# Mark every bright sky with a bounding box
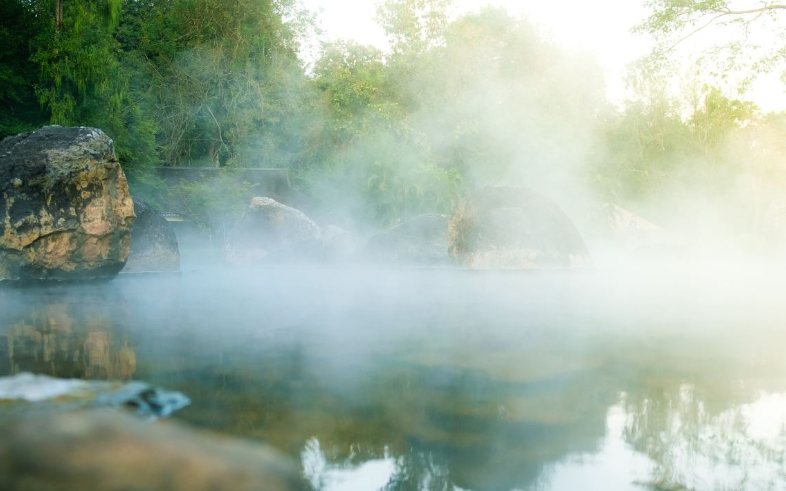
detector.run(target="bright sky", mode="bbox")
[300,0,786,111]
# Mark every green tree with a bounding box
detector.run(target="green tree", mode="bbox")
[302,40,462,225]
[637,0,786,86]
[0,0,160,189]
[0,0,49,136]
[134,0,313,168]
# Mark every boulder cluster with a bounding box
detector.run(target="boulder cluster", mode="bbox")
[226,188,591,270]
[1,126,593,280]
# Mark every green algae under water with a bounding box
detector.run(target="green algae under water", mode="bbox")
[2,267,786,491]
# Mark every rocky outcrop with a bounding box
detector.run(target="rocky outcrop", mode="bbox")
[448,186,591,269]
[0,126,135,281]
[225,197,321,264]
[122,197,180,274]
[366,214,450,265]
[0,410,301,491]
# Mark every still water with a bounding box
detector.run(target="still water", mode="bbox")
[1,267,786,491]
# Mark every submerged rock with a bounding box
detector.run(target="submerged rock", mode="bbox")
[0,373,190,418]
[0,410,301,491]
[122,197,180,274]
[0,126,135,281]
[366,214,450,265]
[448,186,591,269]
[225,197,321,264]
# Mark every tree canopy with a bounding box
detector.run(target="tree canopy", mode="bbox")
[2,0,786,240]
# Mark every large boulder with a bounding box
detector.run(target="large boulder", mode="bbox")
[225,197,321,264]
[448,186,591,269]
[122,197,180,274]
[0,126,134,281]
[366,214,450,265]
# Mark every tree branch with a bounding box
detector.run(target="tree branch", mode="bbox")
[659,2,786,52]
[662,12,728,52]
[715,4,786,16]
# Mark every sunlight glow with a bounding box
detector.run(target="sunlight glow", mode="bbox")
[301,0,786,111]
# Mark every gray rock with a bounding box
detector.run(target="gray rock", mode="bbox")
[122,197,180,274]
[226,197,321,264]
[0,126,135,281]
[448,186,592,269]
[366,214,450,265]
[321,225,359,261]
[0,373,190,418]
[257,225,359,265]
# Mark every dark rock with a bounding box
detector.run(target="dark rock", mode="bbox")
[122,198,180,274]
[258,225,359,265]
[261,238,326,265]
[366,214,450,265]
[0,126,135,281]
[0,409,302,491]
[321,225,359,261]
[225,197,321,264]
[448,186,592,269]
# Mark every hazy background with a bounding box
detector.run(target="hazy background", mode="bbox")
[4,0,786,262]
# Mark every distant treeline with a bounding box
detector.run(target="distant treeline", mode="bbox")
[2,0,786,236]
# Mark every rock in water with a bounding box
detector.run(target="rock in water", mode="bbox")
[366,214,450,265]
[448,186,592,269]
[226,197,321,264]
[321,225,359,261]
[122,197,180,274]
[0,126,135,281]
[0,372,190,418]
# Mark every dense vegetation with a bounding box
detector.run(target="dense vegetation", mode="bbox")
[2,0,786,241]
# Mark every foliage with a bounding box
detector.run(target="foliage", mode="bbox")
[171,173,256,229]
[636,0,786,89]
[132,0,314,168]
[3,0,786,235]
[0,0,49,136]
[300,38,465,225]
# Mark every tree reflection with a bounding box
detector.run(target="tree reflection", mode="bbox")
[5,272,786,491]
[618,337,786,491]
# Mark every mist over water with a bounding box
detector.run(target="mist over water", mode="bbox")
[3,263,786,491]
[4,1,786,490]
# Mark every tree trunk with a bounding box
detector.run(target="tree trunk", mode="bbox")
[55,0,64,34]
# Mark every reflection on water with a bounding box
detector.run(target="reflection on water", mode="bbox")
[2,294,136,381]
[1,268,786,490]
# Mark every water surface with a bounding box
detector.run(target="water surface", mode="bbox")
[2,267,785,491]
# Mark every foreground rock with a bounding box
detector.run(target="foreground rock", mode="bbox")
[0,126,135,281]
[448,186,591,269]
[122,198,180,274]
[366,214,450,265]
[0,410,302,491]
[225,197,321,264]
